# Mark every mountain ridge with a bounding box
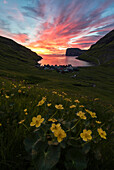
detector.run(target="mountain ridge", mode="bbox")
[0,35,42,62]
[78,30,114,66]
[0,35,42,75]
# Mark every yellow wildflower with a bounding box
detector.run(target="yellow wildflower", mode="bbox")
[64,98,72,102]
[50,123,61,132]
[97,128,107,139]
[21,86,26,89]
[96,120,101,124]
[25,112,28,115]
[74,99,80,103]
[55,104,64,109]
[30,115,44,127]
[77,111,86,120]
[11,93,14,96]
[94,98,99,101]
[37,100,45,106]
[48,118,57,122]
[52,91,57,94]
[85,109,97,118]
[79,105,84,108]
[18,119,25,124]
[42,97,46,101]
[54,128,67,143]
[5,95,9,99]
[58,94,62,97]
[62,92,67,95]
[85,109,91,113]
[24,109,27,112]
[47,103,51,107]
[0,123,2,126]
[70,105,76,108]
[90,112,97,118]
[37,97,46,106]
[18,90,21,93]
[80,129,92,141]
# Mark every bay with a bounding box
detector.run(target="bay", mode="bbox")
[38,55,92,67]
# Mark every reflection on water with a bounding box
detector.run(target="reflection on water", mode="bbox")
[38,55,92,67]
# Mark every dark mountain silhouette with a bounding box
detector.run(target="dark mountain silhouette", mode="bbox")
[78,30,114,65]
[0,36,42,71]
[66,48,86,56]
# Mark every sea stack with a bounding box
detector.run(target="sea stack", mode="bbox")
[66,48,86,56]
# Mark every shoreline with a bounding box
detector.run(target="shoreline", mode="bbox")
[37,55,92,67]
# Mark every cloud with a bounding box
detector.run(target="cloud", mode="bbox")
[0,28,29,44]
[11,33,29,43]
[22,0,46,19]
[3,0,7,4]
[25,0,113,54]
[0,19,10,31]
[7,7,24,22]
[1,0,114,54]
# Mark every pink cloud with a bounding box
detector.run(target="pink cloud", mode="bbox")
[3,0,7,4]
[0,30,29,44]
[1,0,114,55]
[8,7,24,21]
[11,33,29,43]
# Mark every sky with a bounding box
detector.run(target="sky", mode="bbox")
[0,0,114,55]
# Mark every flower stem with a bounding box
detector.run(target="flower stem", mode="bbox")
[66,119,81,132]
[22,123,29,131]
[49,111,58,119]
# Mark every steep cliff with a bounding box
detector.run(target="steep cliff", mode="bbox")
[66,48,86,56]
[78,30,114,65]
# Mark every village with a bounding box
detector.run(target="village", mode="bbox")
[35,63,79,73]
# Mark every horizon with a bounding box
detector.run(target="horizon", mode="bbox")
[0,0,114,55]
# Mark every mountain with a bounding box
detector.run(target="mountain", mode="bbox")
[66,48,86,56]
[78,30,114,65]
[0,36,42,74]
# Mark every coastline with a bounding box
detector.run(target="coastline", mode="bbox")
[76,56,96,66]
[37,55,92,67]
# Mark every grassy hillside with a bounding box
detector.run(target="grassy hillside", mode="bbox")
[0,36,114,103]
[0,69,114,170]
[0,36,42,73]
[78,30,114,65]
[0,36,114,169]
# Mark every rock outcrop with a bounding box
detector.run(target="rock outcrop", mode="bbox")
[66,48,86,56]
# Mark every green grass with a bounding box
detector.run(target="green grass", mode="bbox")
[0,35,114,169]
[0,64,114,169]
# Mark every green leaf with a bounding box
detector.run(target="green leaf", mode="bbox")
[24,134,41,154]
[67,139,80,147]
[94,149,102,160]
[82,143,91,154]
[34,145,61,170]
[24,137,37,153]
[65,148,87,170]
[32,140,47,159]
[60,141,66,149]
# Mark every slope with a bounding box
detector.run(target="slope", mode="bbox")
[0,36,42,74]
[78,30,114,65]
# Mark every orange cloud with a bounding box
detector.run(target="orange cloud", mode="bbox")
[0,0,114,55]
[11,33,29,43]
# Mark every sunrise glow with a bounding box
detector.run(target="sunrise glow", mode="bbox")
[0,0,114,55]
